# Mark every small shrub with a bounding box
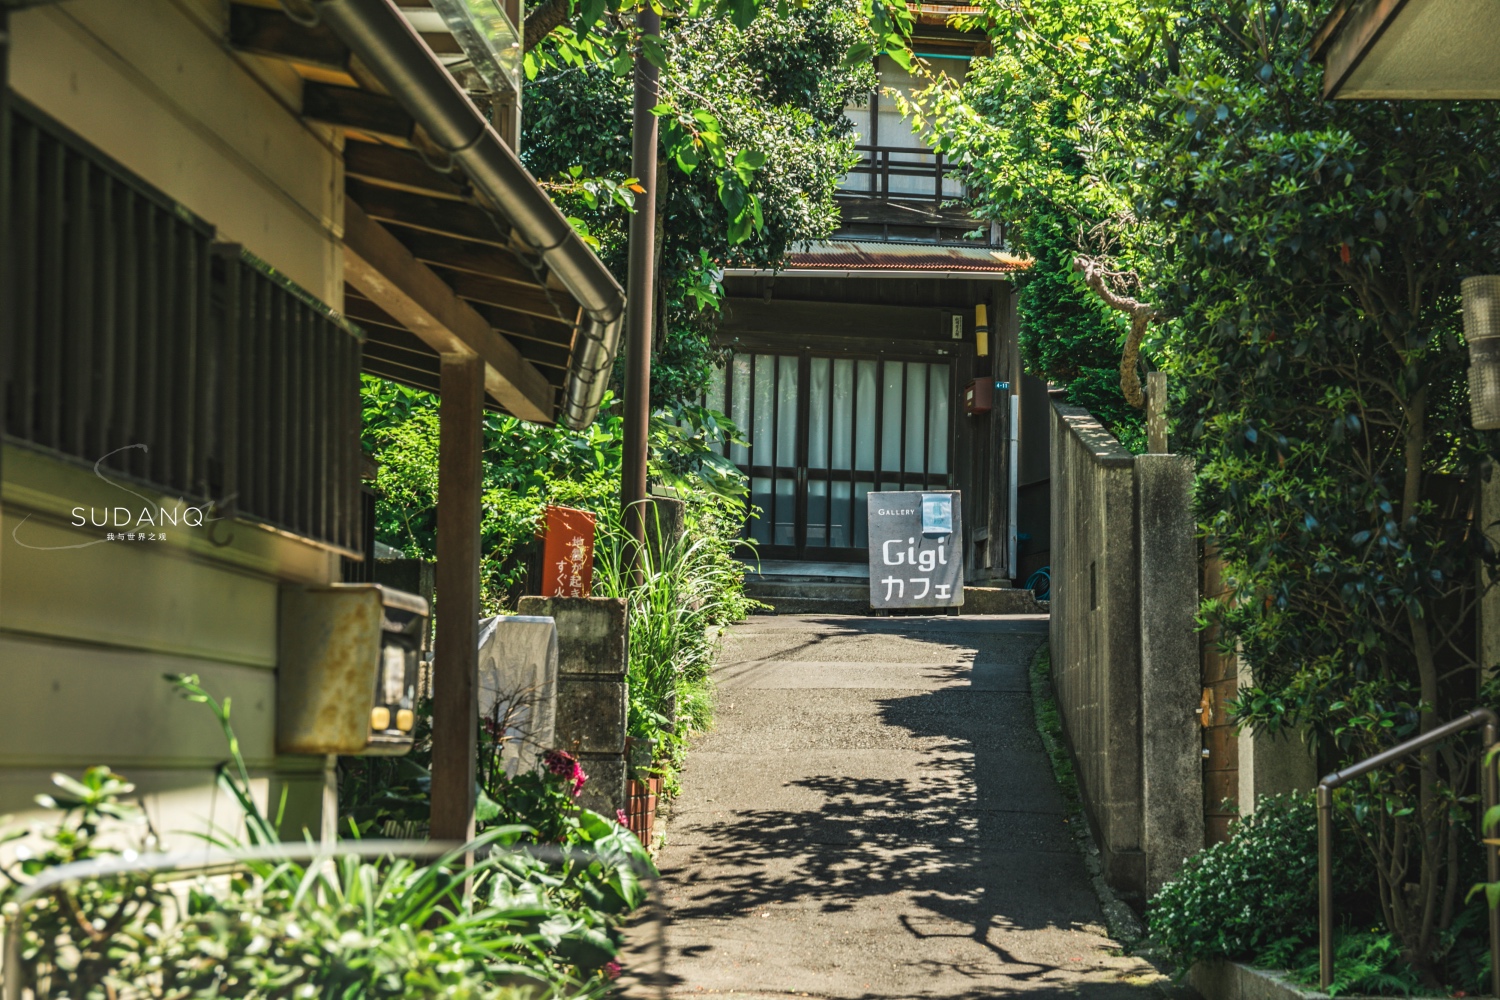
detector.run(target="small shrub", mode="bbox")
[3,677,652,999]
[1147,793,1358,971]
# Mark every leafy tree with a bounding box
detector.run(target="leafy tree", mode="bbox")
[1146,6,1500,969]
[361,377,745,612]
[523,0,875,405]
[1016,212,1143,449]
[912,0,1500,978]
[898,0,1152,445]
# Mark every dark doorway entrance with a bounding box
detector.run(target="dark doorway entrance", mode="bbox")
[709,351,953,561]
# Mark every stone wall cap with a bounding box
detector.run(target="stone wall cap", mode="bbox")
[1053,401,1134,463]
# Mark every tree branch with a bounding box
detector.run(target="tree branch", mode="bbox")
[524,0,572,52]
[1073,255,1158,408]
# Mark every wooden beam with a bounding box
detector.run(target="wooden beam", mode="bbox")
[438,267,569,324]
[347,176,505,248]
[421,32,463,55]
[346,294,571,380]
[343,201,554,421]
[229,3,350,72]
[344,140,466,199]
[466,300,572,351]
[396,228,554,291]
[303,83,413,143]
[430,352,483,850]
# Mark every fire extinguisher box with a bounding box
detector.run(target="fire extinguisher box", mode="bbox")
[277,584,429,756]
[964,377,994,415]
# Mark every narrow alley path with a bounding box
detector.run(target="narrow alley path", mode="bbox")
[644,614,1167,999]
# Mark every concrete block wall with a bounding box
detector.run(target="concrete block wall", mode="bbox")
[1048,403,1203,899]
[1136,454,1204,888]
[516,596,628,817]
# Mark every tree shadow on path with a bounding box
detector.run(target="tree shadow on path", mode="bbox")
[634,617,1162,999]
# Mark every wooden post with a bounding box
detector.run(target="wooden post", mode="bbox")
[1147,371,1168,455]
[430,353,484,846]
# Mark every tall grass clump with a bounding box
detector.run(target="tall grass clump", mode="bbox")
[594,494,755,778]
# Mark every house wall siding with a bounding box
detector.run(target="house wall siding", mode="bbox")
[2,0,349,844]
[8,0,344,307]
[1,443,340,842]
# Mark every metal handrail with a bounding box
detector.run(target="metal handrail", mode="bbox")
[1316,707,1499,994]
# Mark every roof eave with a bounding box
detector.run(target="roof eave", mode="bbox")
[1312,0,1411,100]
[313,0,625,429]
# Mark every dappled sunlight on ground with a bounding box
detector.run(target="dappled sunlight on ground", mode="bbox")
[620,615,1169,1000]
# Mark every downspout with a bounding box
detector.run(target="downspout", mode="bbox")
[1008,385,1019,579]
[312,0,626,429]
[1003,285,1020,580]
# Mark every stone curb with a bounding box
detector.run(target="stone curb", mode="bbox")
[1188,959,1336,1000]
[1028,642,1144,944]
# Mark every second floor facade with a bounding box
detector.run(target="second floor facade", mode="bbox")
[835,4,995,245]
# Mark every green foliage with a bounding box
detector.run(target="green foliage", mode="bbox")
[593,494,757,787]
[360,376,750,613]
[523,0,874,404]
[1147,794,1357,972]
[1143,4,1500,969]
[1014,212,1143,449]
[519,0,909,105]
[916,0,1500,978]
[2,676,655,998]
[897,0,1155,447]
[0,769,163,1000]
[359,371,755,788]
[1267,930,1425,998]
[1256,902,1494,998]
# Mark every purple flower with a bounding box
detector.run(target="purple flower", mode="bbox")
[542,749,588,796]
[617,808,629,827]
[604,961,622,981]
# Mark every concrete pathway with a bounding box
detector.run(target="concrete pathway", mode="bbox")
[641,614,1167,1000]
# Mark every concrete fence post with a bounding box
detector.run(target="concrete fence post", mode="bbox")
[1136,453,1203,891]
[516,596,629,815]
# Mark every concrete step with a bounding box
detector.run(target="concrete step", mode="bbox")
[742,577,1048,617]
[744,580,868,600]
[744,578,868,616]
[964,586,1049,616]
[750,595,872,616]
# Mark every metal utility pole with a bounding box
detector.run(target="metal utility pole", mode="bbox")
[620,6,659,581]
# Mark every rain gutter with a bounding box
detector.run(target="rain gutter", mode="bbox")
[721,267,1023,280]
[311,0,626,429]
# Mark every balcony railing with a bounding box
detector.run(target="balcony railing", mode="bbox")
[840,144,967,204]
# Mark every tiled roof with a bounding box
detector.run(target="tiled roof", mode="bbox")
[773,241,1032,274]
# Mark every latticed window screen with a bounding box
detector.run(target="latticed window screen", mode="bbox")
[707,352,951,551]
[0,100,365,554]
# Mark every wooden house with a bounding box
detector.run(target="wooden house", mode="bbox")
[0,0,622,843]
[716,4,1047,595]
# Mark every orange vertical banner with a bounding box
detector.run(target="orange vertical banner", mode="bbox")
[539,505,596,598]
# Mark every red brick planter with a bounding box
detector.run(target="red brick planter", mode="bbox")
[626,776,660,842]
